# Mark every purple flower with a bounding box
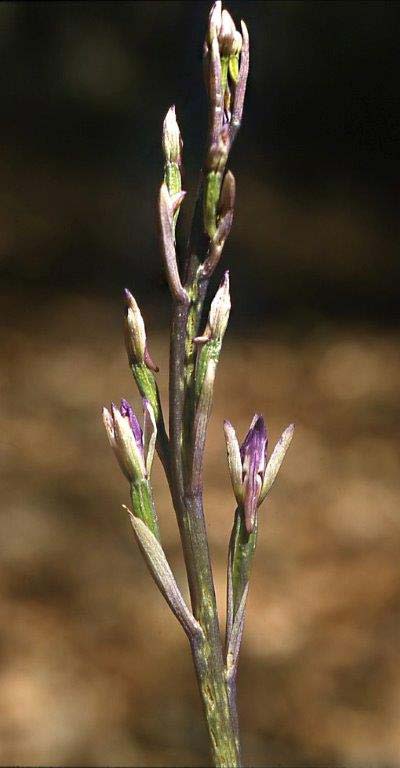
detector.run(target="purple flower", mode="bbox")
[240,415,267,533]
[103,398,157,483]
[224,417,295,533]
[120,398,143,454]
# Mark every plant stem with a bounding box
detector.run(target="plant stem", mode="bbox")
[169,282,239,765]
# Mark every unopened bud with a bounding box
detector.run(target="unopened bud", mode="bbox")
[196,271,231,343]
[124,290,159,372]
[162,105,182,167]
[124,289,146,364]
[112,403,146,481]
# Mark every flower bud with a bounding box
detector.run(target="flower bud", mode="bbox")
[240,415,267,533]
[223,414,268,534]
[124,289,159,372]
[195,271,231,344]
[162,105,182,167]
[124,289,146,363]
[102,399,158,483]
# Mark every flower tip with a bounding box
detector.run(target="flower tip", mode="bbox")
[240,19,249,38]
[123,288,140,314]
[208,1,222,40]
[120,398,132,416]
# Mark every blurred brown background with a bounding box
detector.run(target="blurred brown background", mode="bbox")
[1,1,400,765]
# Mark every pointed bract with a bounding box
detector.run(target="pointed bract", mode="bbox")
[143,398,157,475]
[208,1,222,43]
[223,420,243,505]
[260,423,295,502]
[196,271,231,343]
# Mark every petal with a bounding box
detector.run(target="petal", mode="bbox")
[260,423,294,503]
[223,419,243,504]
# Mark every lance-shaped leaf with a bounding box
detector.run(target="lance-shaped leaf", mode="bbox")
[158,183,188,304]
[127,509,203,640]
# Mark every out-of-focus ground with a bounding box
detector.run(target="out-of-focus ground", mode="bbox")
[1,292,399,767]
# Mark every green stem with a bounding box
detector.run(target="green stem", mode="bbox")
[130,478,160,542]
[169,285,239,765]
[229,508,258,624]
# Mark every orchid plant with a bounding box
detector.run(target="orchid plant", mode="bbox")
[103,3,293,766]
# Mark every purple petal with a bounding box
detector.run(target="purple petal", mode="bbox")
[240,415,268,533]
[120,398,143,452]
[240,414,267,467]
